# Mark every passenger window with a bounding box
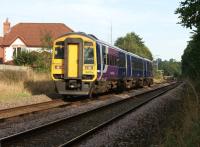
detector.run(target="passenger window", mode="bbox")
[54,47,64,59]
[102,45,107,65]
[104,54,107,65]
[84,47,94,64]
[96,44,101,65]
[56,41,64,46]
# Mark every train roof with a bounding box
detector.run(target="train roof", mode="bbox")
[96,40,127,54]
[96,39,152,63]
[56,32,152,62]
[55,32,97,41]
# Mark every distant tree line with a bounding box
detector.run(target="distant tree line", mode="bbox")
[157,58,181,77]
[115,32,153,60]
[175,0,200,80]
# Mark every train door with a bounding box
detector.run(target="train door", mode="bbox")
[68,44,78,78]
[127,55,131,77]
[64,38,83,79]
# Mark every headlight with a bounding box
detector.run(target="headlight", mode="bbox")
[55,65,63,69]
[85,66,93,70]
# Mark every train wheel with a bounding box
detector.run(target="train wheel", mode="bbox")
[148,80,151,87]
[89,91,93,98]
[116,81,124,93]
[62,95,75,101]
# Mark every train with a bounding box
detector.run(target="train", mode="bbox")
[51,32,153,97]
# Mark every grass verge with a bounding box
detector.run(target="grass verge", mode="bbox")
[0,70,55,101]
[161,80,200,147]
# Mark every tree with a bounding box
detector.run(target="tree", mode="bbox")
[32,51,51,72]
[114,32,153,60]
[13,51,38,66]
[175,0,200,29]
[158,58,181,77]
[176,0,200,79]
[40,31,53,52]
[181,31,200,79]
[13,31,53,72]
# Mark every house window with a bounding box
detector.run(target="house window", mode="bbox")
[13,47,22,57]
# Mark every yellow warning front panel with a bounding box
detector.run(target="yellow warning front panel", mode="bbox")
[68,44,78,77]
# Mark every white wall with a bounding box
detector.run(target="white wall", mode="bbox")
[5,46,13,62]
[27,47,41,52]
[4,38,42,62]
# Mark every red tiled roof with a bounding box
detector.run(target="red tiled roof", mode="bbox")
[2,23,73,47]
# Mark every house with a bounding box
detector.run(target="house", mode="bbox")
[0,19,73,63]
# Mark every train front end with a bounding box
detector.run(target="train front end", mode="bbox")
[51,33,97,96]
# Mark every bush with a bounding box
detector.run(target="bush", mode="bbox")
[13,51,51,72]
[31,51,51,72]
[13,51,37,66]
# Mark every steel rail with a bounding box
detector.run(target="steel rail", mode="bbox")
[0,99,69,121]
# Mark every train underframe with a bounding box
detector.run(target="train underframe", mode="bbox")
[54,77,153,97]
[93,77,153,94]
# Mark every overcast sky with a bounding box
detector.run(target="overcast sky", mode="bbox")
[0,0,190,61]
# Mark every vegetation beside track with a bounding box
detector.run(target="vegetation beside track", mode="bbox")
[161,1,200,146]
[160,81,200,147]
[0,70,55,103]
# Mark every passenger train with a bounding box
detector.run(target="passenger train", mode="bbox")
[51,32,153,97]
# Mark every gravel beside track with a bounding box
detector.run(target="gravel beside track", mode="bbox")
[0,94,53,110]
[75,83,184,147]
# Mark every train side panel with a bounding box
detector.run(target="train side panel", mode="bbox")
[51,32,153,97]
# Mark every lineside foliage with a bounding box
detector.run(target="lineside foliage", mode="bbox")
[115,32,153,60]
[175,0,200,81]
[158,58,181,77]
[182,31,200,80]
[13,33,53,72]
[160,1,200,146]
[13,51,51,72]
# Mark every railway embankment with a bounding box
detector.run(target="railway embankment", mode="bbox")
[161,81,200,146]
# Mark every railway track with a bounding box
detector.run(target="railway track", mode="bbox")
[0,83,165,121]
[0,82,179,147]
[0,99,69,121]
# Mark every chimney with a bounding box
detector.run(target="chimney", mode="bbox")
[3,18,10,36]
